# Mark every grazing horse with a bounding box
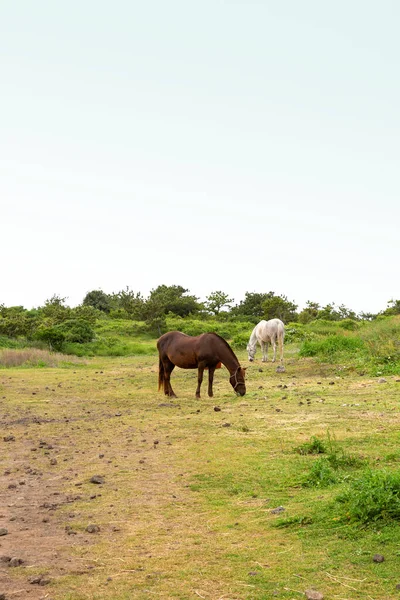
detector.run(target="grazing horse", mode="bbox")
[247,319,285,363]
[157,331,246,398]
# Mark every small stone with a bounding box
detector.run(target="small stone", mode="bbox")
[50,458,57,465]
[378,378,387,384]
[0,528,8,536]
[3,435,15,442]
[9,557,23,567]
[86,524,100,533]
[0,555,11,563]
[222,423,231,427]
[270,506,285,514]
[329,381,335,385]
[258,368,263,372]
[373,554,385,563]
[276,365,285,373]
[305,590,324,600]
[213,406,221,412]
[90,475,105,484]
[248,571,259,576]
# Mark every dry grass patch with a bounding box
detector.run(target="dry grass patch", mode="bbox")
[0,348,84,368]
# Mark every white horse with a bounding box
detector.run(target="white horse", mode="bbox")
[247,319,285,363]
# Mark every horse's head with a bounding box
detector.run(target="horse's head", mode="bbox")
[247,343,256,362]
[230,366,246,396]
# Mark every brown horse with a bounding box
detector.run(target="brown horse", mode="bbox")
[157,331,246,398]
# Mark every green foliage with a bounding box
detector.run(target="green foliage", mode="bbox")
[146,285,202,318]
[231,332,250,350]
[338,318,360,331]
[284,323,308,343]
[262,293,298,322]
[166,316,253,341]
[294,436,326,455]
[56,319,94,343]
[205,291,234,315]
[82,289,112,313]
[39,294,72,323]
[70,304,101,325]
[112,287,145,318]
[231,292,270,320]
[302,457,338,488]
[299,335,365,358]
[35,326,66,352]
[382,298,400,316]
[298,301,320,324]
[336,469,400,523]
[301,434,365,488]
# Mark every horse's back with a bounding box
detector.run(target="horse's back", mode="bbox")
[258,318,285,341]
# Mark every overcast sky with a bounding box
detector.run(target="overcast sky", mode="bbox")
[1,1,399,314]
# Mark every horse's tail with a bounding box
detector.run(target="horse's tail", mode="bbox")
[158,357,165,392]
[278,321,285,361]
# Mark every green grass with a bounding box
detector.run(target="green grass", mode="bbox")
[2,351,400,599]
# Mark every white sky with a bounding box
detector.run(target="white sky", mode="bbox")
[1,1,399,313]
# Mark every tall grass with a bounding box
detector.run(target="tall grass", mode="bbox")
[0,348,83,368]
[298,316,400,375]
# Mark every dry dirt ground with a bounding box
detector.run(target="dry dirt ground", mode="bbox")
[0,412,97,600]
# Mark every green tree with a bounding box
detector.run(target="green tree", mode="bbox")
[298,301,320,324]
[262,294,298,322]
[57,319,94,343]
[35,326,66,352]
[231,292,270,319]
[82,290,112,313]
[114,287,145,318]
[382,299,400,316]
[205,291,234,315]
[40,295,72,323]
[146,285,202,318]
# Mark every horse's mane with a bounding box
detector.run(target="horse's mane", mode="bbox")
[206,332,237,355]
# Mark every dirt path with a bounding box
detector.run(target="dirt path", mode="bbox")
[0,428,87,599]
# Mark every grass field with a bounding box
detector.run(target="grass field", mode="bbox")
[1,343,400,599]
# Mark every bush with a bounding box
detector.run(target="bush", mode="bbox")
[338,319,360,331]
[231,333,250,350]
[56,319,94,343]
[35,326,66,352]
[299,335,365,358]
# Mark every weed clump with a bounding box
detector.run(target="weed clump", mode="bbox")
[294,436,326,455]
[302,457,338,488]
[336,469,400,523]
[301,435,366,488]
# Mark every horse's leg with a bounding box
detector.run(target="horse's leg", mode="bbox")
[162,359,176,397]
[261,341,268,362]
[196,365,205,399]
[271,337,277,363]
[207,366,216,398]
[280,335,284,363]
